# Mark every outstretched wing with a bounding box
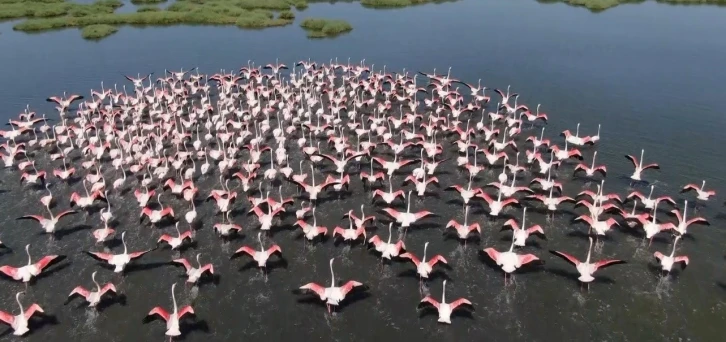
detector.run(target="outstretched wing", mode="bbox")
[549,250,580,266]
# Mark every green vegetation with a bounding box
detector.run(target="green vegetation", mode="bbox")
[81,23,117,39]
[360,0,456,8]
[130,0,165,4]
[136,5,160,12]
[7,0,307,39]
[279,9,295,19]
[300,17,352,38]
[539,0,726,11]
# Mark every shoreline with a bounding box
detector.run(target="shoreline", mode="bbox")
[2,0,726,40]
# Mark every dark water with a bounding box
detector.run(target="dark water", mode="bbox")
[1,0,726,341]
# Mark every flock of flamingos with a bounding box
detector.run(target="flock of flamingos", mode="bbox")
[0,59,718,338]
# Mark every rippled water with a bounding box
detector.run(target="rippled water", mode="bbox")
[1,0,725,341]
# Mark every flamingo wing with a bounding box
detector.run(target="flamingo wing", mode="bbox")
[526,225,545,236]
[69,286,90,299]
[593,259,626,271]
[24,304,43,320]
[428,255,448,267]
[172,258,192,272]
[147,307,170,322]
[482,248,500,263]
[549,250,581,266]
[340,280,363,296]
[399,252,421,266]
[419,296,440,309]
[674,256,690,266]
[0,266,19,278]
[653,251,665,261]
[34,255,63,271]
[299,282,326,298]
[100,283,117,295]
[449,298,473,311]
[128,248,155,259]
[687,217,710,226]
[518,254,540,265]
[624,155,638,168]
[381,208,403,220]
[266,245,282,256]
[0,310,13,326]
[178,305,195,319]
[16,215,45,223]
[55,210,78,220]
[233,246,257,258]
[642,163,660,170]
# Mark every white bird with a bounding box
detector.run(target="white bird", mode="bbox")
[67,271,117,307]
[418,280,472,324]
[0,292,44,336]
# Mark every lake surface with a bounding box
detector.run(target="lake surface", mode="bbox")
[1,0,726,341]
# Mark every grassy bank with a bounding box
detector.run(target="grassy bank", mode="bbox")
[6,0,310,39]
[300,17,351,38]
[360,0,457,8]
[81,23,117,39]
[539,0,726,11]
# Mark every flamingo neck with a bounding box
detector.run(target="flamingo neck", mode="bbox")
[26,246,32,265]
[329,261,335,287]
[93,274,100,292]
[586,240,593,264]
[441,281,447,303]
[670,239,679,257]
[171,285,178,314]
[16,293,24,317]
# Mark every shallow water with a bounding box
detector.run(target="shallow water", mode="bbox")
[1,0,726,341]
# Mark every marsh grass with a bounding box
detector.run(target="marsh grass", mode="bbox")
[136,5,160,12]
[279,9,294,19]
[300,17,351,38]
[537,0,726,11]
[80,23,117,39]
[359,0,457,8]
[129,0,165,4]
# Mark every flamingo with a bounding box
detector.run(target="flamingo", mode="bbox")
[639,201,676,245]
[17,207,77,235]
[0,244,64,283]
[625,149,659,182]
[550,237,626,290]
[333,216,367,243]
[232,232,282,272]
[368,223,406,260]
[157,223,193,250]
[381,191,435,229]
[501,208,545,247]
[67,271,117,308]
[297,258,364,314]
[172,253,214,284]
[681,180,715,201]
[482,236,540,285]
[92,219,116,244]
[372,175,406,204]
[627,185,675,210]
[146,283,195,338]
[573,151,606,178]
[418,280,472,324]
[0,292,45,336]
[670,200,709,236]
[295,206,328,241]
[653,236,689,275]
[84,232,155,273]
[399,241,448,281]
[477,190,519,217]
[444,206,481,242]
